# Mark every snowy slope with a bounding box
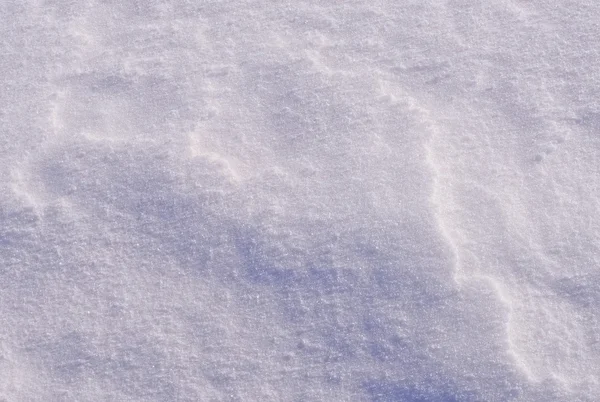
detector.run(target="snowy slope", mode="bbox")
[2,0,600,401]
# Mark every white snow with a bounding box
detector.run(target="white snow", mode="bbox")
[2,0,600,400]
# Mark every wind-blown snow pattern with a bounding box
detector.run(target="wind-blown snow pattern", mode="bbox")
[2,0,600,401]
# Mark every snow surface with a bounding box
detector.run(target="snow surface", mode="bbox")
[2,0,600,401]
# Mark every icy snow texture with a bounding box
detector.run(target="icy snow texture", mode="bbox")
[1,0,600,401]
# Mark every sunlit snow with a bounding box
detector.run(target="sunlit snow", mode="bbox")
[2,1,600,400]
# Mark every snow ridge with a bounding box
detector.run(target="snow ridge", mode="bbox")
[419,98,536,381]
